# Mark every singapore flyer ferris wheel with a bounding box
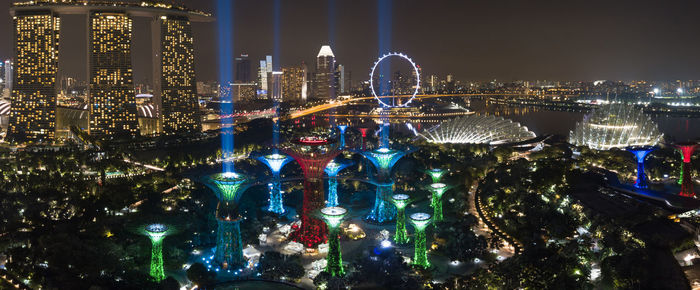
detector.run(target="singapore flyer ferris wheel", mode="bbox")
[369,52,421,108]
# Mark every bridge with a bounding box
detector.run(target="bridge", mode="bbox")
[285,93,539,120]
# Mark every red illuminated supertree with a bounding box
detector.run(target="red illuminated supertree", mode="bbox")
[674,142,698,197]
[356,127,370,150]
[282,137,341,248]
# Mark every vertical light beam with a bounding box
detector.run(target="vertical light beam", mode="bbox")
[218,0,235,174]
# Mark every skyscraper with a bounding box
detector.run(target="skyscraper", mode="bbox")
[4,60,11,93]
[89,12,138,137]
[314,45,338,99]
[259,60,268,92]
[157,15,201,134]
[338,64,345,94]
[281,63,308,101]
[269,71,283,101]
[10,11,60,141]
[234,54,250,83]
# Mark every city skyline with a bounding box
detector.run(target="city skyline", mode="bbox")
[3,0,700,82]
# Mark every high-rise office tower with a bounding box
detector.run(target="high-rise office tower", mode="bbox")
[234,54,250,83]
[259,60,268,92]
[10,11,60,141]
[338,64,345,94]
[314,45,337,99]
[4,60,12,93]
[89,12,138,137]
[269,71,283,101]
[281,64,307,101]
[0,61,5,91]
[156,15,201,134]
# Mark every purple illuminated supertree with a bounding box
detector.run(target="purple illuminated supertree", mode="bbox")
[674,142,698,197]
[360,147,411,223]
[324,159,353,207]
[626,146,655,189]
[256,153,294,214]
[282,137,341,248]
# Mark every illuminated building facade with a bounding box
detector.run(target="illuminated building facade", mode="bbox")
[320,207,347,277]
[283,137,341,248]
[10,11,60,141]
[89,12,138,137]
[626,146,655,189]
[390,194,411,245]
[281,64,307,101]
[157,15,201,134]
[675,143,698,197]
[409,213,432,268]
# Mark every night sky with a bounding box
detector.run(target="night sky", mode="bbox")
[2,0,700,82]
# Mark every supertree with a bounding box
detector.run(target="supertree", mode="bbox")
[282,137,341,248]
[361,147,410,223]
[424,168,447,183]
[626,146,655,189]
[356,127,370,150]
[674,142,698,197]
[206,172,251,269]
[389,194,411,245]
[427,183,450,222]
[324,159,353,207]
[409,212,432,269]
[678,149,685,185]
[337,125,348,148]
[256,153,294,214]
[320,207,348,277]
[143,224,170,282]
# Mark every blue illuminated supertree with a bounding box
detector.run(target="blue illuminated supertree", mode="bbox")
[256,153,294,214]
[337,125,348,148]
[361,147,410,223]
[626,146,655,189]
[205,172,251,269]
[324,159,353,207]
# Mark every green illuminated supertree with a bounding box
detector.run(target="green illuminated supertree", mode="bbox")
[206,172,251,269]
[409,212,432,269]
[389,194,411,245]
[320,207,348,277]
[425,168,447,183]
[144,224,170,282]
[427,183,450,222]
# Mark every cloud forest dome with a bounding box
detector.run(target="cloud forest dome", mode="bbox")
[569,103,663,150]
[419,114,536,145]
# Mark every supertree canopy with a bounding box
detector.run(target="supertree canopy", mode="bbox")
[389,194,411,245]
[144,224,170,282]
[361,147,410,223]
[256,153,294,214]
[324,159,353,207]
[626,146,655,189]
[409,213,432,269]
[420,114,536,145]
[283,137,341,248]
[425,168,447,183]
[427,183,450,222]
[569,104,663,150]
[320,207,348,277]
[356,127,370,150]
[206,173,251,268]
[674,142,698,197]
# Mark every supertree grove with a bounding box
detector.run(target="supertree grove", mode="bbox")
[389,194,411,245]
[256,153,294,214]
[320,207,348,277]
[409,213,432,269]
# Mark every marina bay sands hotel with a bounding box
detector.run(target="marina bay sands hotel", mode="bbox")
[9,0,213,142]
